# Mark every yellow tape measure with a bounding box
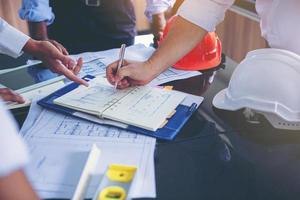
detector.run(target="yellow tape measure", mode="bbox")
[93,164,137,200]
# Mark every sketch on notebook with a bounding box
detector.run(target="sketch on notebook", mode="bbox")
[54,80,132,112]
[127,91,172,117]
[71,85,116,106]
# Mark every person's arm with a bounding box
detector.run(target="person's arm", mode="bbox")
[19,0,54,26]
[19,0,53,40]
[107,0,235,88]
[145,0,176,47]
[151,13,167,47]
[107,16,206,88]
[0,101,40,200]
[19,0,68,54]
[0,170,40,200]
[0,18,87,102]
[22,38,87,86]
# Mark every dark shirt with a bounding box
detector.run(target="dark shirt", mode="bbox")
[48,0,136,52]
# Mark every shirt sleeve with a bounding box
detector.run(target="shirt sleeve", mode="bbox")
[0,18,30,58]
[0,101,29,177]
[19,0,54,25]
[145,0,176,22]
[177,0,235,32]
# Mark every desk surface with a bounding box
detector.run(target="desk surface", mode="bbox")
[12,57,300,200]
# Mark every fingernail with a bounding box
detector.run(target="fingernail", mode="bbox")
[20,97,26,103]
[83,81,89,87]
[70,59,76,67]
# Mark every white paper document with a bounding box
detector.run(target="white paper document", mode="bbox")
[21,104,156,199]
[27,44,201,86]
[72,44,202,86]
[149,67,202,86]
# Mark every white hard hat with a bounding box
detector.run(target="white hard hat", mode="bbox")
[213,48,300,130]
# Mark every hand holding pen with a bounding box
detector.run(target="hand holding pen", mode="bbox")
[106,44,158,89]
[114,44,126,90]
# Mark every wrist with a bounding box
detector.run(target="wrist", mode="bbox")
[153,13,165,22]
[152,13,166,27]
[152,13,166,39]
[29,22,49,40]
[22,39,42,57]
[144,59,164,79]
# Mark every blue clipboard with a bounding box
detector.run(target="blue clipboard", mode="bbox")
[37,75,199,140]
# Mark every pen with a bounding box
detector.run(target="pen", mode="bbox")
[114,44,126,90]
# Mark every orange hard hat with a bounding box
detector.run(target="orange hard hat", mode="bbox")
[158,16,222,71]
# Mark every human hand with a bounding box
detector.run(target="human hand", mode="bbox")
[45,39,69,55]
[29,21,69,56]
[23,39,88,86]
[0,88,25,104]
[106,60,158,89]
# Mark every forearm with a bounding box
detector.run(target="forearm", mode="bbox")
[22,38,41,56]
[29,21,48,40]
[147,16,207,75]
[151,12,166,47]
[0,170,40,200]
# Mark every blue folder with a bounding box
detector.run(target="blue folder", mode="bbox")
[37,75,199,140]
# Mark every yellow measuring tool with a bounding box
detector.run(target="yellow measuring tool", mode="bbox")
[93,164,137,200]
[72,145,137,200]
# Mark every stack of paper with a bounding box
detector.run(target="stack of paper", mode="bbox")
[71,44,202,86]
[21,102,156,199]
[21,44,203,199]
[27,44,201,86]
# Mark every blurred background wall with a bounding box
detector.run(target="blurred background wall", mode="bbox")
[0,0,28,34]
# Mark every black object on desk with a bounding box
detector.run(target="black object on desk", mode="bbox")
[155,124,256,200]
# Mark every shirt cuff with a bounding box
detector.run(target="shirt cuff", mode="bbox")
[0,23,30,58]
[145,7,169,22]
[178,0,234,32]
[144,0,175,22]
[19,3,55,25]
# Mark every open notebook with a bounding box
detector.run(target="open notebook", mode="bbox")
[53,77,186,131]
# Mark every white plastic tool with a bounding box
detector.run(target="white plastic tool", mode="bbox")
[213,48,300,130]
[72,145,101,200]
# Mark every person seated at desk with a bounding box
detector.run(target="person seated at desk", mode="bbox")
[106,0,300,88]
[0,101,40,200]
[0,17,87,103]
[19,0,175,54]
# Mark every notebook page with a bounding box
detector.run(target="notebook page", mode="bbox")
[54,77,134,116]
[102,87,186,131]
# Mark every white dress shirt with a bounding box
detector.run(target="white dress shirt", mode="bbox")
[0,18,30,58]
[178,0,234,32]
[0,100,29,177]
[145,0,176,21]
[255,0,300,55]
[178,0,300,55]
